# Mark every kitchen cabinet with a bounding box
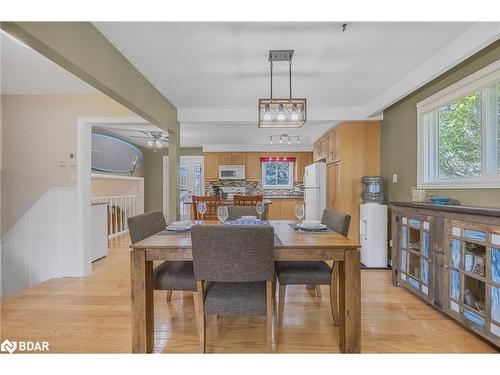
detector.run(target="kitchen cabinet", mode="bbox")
[231,152,246,165]
[204,153,219,181]
[313,136,327,161]
[245,152,261,181]
[294,152,313,182]
[266,198,305,220]
[218,153,232,165]
[327,129,340,163]
[391,202,500,348]
[321,121,381,241]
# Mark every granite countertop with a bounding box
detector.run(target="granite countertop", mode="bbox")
[263,195,304,199]
[390,201,500,217]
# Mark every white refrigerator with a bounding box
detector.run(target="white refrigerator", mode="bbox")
[304,162,326,221]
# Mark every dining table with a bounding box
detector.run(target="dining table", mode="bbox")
[129,220,361,353]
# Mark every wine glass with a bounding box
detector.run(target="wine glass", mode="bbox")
[197,201,207,221]
[217,206,229,224]
[256,201,265,220]
[294,203,305,224]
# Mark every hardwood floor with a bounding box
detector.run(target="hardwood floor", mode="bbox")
[1,234,497,353]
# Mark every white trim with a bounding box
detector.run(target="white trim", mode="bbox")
[416,61,500,189]
[163,156,169,220]
[91,172,144,181]
[77,116,149,276]
[366,22,500,117]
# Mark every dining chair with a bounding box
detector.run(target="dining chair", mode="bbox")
[233,194,263,206]
[227,205,267,220]
[191,225,275,353]
[192,195,222,220]
[274,208,351,326]
[127,212,196,302]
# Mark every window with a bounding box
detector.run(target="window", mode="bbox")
[417,61,500,188]
[262,161,294,189]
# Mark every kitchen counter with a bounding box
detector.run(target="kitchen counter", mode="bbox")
[390,201,500,217]
[263,195,303,199]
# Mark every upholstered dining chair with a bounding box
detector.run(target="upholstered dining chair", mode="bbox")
[127,211,196,302]
[192,195,222,220]
[233,194,263,206]
[191,225,275,353]
[274,208,351,326]
[227,205,267,220]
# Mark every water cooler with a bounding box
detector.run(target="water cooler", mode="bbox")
[360,177,388,268]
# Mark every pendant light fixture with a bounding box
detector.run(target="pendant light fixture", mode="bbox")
[258,50,307,128]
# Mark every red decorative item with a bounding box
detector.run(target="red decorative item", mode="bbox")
[260,156,296,162]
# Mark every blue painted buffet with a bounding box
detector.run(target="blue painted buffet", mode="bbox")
[391,202,500,348]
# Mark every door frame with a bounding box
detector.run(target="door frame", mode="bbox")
[163,155,204,221]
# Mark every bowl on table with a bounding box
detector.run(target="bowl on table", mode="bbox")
[166,220,192,231]
[430,197,451,205]
[297,220,325,231]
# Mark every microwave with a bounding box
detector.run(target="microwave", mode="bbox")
[219,165,245,180]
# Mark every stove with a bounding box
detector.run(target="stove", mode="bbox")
[220,186,247,200]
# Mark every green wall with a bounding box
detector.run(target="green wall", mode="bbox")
[381,40,500,208]
[144,147,203,213]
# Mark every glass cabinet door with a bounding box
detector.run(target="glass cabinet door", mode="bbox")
[445,220,500,344]
[397,214,434,302]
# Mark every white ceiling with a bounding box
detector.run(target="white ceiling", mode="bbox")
[93,22,479,147]
[92,122,168,149]
[0,33,96,95]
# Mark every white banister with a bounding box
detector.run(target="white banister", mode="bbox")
[91,194,141,238]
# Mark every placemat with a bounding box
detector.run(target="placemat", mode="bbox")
[157,228,191,235]
[288,223,333,233]
[224,219,271,226]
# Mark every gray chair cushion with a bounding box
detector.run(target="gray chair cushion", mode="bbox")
[227,205,267,220]
[276,261,332,285]
[321,209,351,237]
[153,261,197,291]
[204,281,267,316]
[128,211,166,244]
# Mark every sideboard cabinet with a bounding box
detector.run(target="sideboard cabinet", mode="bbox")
[391,202,500,348]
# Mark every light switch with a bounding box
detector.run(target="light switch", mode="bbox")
[68,152,76,167]
[392,173,398,183]
[58,155,66,168]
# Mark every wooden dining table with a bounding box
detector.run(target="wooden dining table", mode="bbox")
[129,220,361,353]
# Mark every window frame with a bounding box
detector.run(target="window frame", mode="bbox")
[417,60,500,189]
[261,161,294,189]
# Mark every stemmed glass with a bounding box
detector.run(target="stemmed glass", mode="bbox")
[217,206,229,224]
[256,201,265,220]
[197,201,207,221]
[294,203,305,224]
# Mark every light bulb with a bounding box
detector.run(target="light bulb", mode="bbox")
[288,137,291,144]
[270,137,273,144]
[148,140,154,147]
[297,137,301,144]
[277,104,285,121]
[279,137,282,144]
[263,104,271,121]
[155,140,162,148]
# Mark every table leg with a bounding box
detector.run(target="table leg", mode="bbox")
[339,248,361,353]
[130,249,154,353]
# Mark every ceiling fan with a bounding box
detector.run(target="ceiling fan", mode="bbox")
[129,130,169,150]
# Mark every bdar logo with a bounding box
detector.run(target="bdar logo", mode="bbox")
[1,339,17,354]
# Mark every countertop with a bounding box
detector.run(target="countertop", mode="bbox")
[183,195,304,205]
[390,201,500,217]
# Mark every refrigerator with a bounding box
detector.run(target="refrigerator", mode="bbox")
[304,162,326,221]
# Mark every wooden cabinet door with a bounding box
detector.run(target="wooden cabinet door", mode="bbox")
[267,199,281,220]
[327,130,337,163]
[328,161,341,209]
[231,152,246,165]
[280,199,296,220]
[295,152,312,182]
[218,153,232,165]
[245,152,261,181]
[204,153,219,181]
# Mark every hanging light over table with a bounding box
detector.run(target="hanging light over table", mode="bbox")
[258,50,307,128]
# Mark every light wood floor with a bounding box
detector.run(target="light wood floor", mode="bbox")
[1,235,497,353]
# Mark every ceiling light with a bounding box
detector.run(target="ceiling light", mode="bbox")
[148,140,154,147]
[258,50,307,128]
[279,136,282,144]
[297,137,301,144]
[154,140,162,148]
[270,136,273,145]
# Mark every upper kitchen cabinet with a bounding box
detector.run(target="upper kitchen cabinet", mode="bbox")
[218,152,246,165]
[313,136,327,161]
[245,152,261,181]
[327,129,341,163]
[294,152,313,182]
[218,152,233,165]
[204,153,220,181]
